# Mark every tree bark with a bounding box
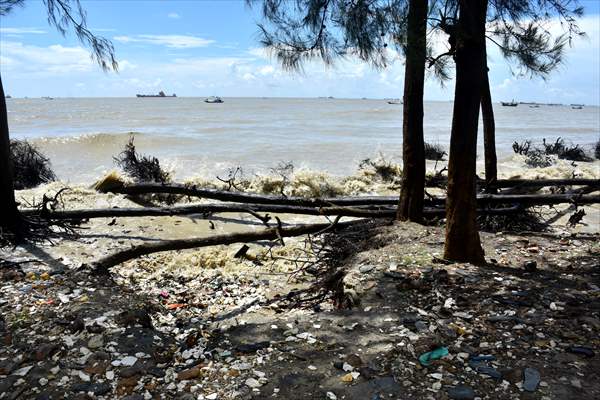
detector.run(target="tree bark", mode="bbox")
[0,75,22,237]
[397,0,428,222]
[444,0,488,265]
[481,65,497,192]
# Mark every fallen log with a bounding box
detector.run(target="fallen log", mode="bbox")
[21,202,538,222]
[95,180,599,207]
[22,203,398,220]
[491,178,600,188]
[91,219,364,272]
[97,181,398,206]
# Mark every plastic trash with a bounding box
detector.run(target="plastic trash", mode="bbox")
[418,347,449,366]
[523,367,541,392]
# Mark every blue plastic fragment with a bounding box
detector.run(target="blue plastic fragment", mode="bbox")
[418,347,449,366]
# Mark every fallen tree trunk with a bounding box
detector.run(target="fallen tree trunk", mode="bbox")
[98,181,599,207]
[23,203,399,220]
[20,194,598,223]
[91,219,364,272]
[98,181,398,206]
[492,178,600,188]
[20,201,551,222]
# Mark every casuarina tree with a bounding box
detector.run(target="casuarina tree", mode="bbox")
[427,0,583,263]
[248,0,433,222]
[0,0,117,243]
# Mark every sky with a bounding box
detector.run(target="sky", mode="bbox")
[1,0,599,104]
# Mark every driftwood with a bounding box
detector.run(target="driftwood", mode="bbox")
[98,181,599,207]
[490,178,600,189]
[21,201,559,223]
[91,219,362,272]
[22,203,398,220]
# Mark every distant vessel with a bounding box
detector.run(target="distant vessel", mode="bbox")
[529,105,540,108]
[42,96,54,100]
[204,96,224,103]
[571,105,584,110]
[136,91,176,98]
[5,95,11,99]
[387,99,402,105]
[501,100,518,107]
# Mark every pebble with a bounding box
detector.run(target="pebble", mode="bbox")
[245,377,262,388]
[359,264,375,274]
[87,335,104,349]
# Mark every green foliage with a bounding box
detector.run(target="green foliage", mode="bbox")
[45,0,117,71]
[428,0,584,79]
[10,140,56,189]
[2,0,117,71]
[248,0,409,70]
[0,0,25,15]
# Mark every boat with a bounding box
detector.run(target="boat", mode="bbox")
[571,105,583,110]
[5,95,11,99]
[204,96,224,103]
[501,100,518,107]
[529,105,540,108]
[387,99,402,105]
[136,91,176,98]
[42,96,54,100]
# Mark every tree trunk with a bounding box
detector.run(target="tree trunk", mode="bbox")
[443,0,488,265]
[0,75,22,237]
[481,65,497,192]
[397,0,428,222]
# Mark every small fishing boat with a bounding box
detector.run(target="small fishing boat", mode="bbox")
[42,96,54,100]
[529,105,540,108]
[205,96,224,103]
[501,100,518,107]
[387,99,402,105]
[571,105,583,110]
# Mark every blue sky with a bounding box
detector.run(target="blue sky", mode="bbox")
[1,0,599,104]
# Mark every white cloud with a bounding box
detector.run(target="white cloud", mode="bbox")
[0,27,46,34]
[168,12,181,19]
[113,34,214,48]
[0,41,93,74]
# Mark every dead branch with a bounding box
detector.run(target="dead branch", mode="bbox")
[90,219,363,273]
[97,180,599,207]
[20,202,547,222]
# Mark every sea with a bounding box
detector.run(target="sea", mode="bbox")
[6,97,600,184]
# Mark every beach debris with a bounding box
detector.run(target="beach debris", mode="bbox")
[523,367,541,392]
[418,347,449,366]
[566,346,595,358]
[10,139,56,189]
[523,260,537,272]
[447,385,475,400]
